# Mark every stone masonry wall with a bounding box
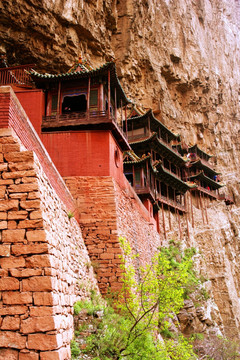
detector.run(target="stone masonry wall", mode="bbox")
[64,176,162,294]
[0,129,98,360]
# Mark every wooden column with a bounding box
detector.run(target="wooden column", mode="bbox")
[203,194,209,224]
[162,202,166,239]
[166,185,171,230]
[87,76,91,120]
[185,194,190,238]
[99,83,104,111]
[121,99,123,129]
[57,80,61,119]
[108,69,111,120]
[190,190,194,228]
[114,87,117,123]
[177,210,182,240]
[199,191,205,225]
[125,105,128,138]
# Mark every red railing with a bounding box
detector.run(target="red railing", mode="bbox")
[0,64,34,87]
[42,110,129,145]
[157,193,186,212]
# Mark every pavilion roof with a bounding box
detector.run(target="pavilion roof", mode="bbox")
[123,152,151,164]
[188,144,213,160]
[189,159,220,177]
[153,162,197,193]
[125,109,180,142]
[28,61,131,106]
[130,133,187,167]
[189,171,224,189]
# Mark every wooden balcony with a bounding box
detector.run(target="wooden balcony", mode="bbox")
[0,65,34,87]
[157,194,186,212]
[135,185,155,202]
[193,185,219,199]
[42,111,130,151]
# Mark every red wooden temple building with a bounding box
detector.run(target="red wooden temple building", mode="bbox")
[0,60,233,236]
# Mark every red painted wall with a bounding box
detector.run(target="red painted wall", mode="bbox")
[14,88,126,185]
[15,89,44,135]
[41,131,111,177]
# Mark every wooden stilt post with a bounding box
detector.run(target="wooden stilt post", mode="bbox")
[177,209,182,240]
[125,105,128,138]
[167,185,171,230]
[185,194,190,239]
[190,190,194,228]
[57,80,61,120]
[114,87,117,123]
[204,194,208,224]
[87,76,91,120]
[121,99,123,129]
[162,202,166,240]
[108,70,111,120]
[199,191,205,225]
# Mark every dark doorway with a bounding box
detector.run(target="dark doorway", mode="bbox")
[62,94,87,113]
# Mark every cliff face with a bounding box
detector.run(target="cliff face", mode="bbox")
[1,0,240,339]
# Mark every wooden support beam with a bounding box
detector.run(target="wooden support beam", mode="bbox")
[57,80,61,119]
[190,190,194,228]
[177,209,182,240]
[108,69,111,120]
[162,202,166,240]
[199,191,205,225]
[203,193,209,224]
[125,105,128,138]
[166,185,171,230]
[114,87,117,123]
[87,76,91,120]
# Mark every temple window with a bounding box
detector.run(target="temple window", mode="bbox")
[62,93,87,113]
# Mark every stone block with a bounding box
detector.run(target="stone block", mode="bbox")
[9,161,34,171]
[8,183,39,193]
[20,200,40,210]
[0,348,18,360]
[0,185,6,198]
[28,192,40,199]
[2,291,33,305]
[1,316,20,330]
[22,276,53,292]
[30,210,42,219]
[0,244,10,256]
[0,277,19,290]
[10,268,42,278]
[4,151,33,163]
[8,210,28,220]
[2,229,26,242]
[99,253,114,260]
[0,199,18,211]
[8,220,17,229]
[26,254,51,268]
[19,352,39,360]
[0,256,25,269]
[0,211,7,219]
[33,292,59,306]
[27,333,63,351]
[0,305,28,315]
[18,219,43,229]
[11,243,48,256]
[0,331,26,349]
[2,169,36,179]
[2,143,20,153]
[0,128,14,137]
[10,193,28,200]
[26,230,46,242]
[0,163,8,171]
[20,316,56,334]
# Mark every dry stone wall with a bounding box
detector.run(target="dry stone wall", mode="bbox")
[64,176,162,293]
[0,129,98,360]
